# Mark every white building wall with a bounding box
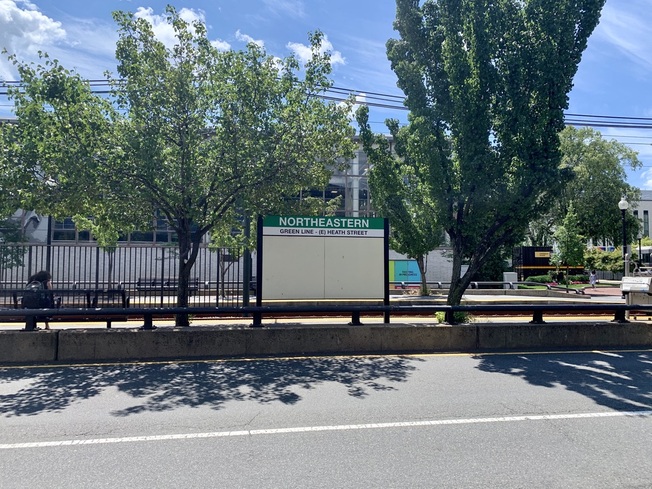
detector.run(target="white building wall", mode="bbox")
[634,190,652,237]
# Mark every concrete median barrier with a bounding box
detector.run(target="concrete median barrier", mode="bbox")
[244,324,478,357]
[2,322,651,365]
[477,322,652,350]
[0,330,57,364]
[57,327,249,362]
[55,324,478,362]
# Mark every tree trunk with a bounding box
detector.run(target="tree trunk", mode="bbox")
[175,228,201,327]
[416,255,429,296]
[445,237,486,323]
[447,236,464,306]
[107,250,115,288]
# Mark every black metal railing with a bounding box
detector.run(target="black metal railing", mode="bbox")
[2,301,647,331]
[0,243,252,308]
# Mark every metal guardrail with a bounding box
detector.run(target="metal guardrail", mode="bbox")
[392,281,585,291]
[2,301,647,331]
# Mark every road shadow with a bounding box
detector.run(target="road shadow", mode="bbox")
[0,355,422,417]
[475,350,652,412]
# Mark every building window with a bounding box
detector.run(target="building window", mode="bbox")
[53,211,186,244]
[52,218,90,242]
[127,211,177,243]
[645,211,649,237]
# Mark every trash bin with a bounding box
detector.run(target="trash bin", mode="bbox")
[503,272,518,290]
[621,276,652,319]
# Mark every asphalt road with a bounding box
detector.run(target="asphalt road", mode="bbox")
[1,350,651,488]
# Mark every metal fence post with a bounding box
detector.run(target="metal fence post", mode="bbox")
[24,315,37,331]
[142,313,154,330]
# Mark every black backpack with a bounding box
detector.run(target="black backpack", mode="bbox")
[22,281,51,309]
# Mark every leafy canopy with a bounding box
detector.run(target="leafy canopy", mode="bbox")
[1,5,355,322]
[357,106,444,295]
[378,0,606,306]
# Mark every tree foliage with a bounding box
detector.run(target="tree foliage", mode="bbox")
[528,126,641,246]
[551,203,585,270]
[374,0,605,307]
[0,6,354,324]
[0,218,25,275]
[584,247,625,275]
[357,106,443,295]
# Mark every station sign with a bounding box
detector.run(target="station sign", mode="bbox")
[262,215,385,238]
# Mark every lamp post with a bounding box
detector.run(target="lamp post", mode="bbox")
[638,230,643,270]
[618,197,629,277]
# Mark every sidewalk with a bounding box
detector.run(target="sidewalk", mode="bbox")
[581,286,623,297]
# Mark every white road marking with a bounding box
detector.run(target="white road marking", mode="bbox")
[1,410,650,450]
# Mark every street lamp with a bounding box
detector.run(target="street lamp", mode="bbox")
[618,197,629,277]
[638,230,643,270]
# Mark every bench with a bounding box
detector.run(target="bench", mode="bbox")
[136,278,200,295]
[87,289,131,328]
[633,266,652,276]
[11,288,87,309]
[90,289,130,308]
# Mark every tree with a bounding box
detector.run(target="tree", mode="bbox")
[584,247,623,275]
[470,246,510,281]
[372,0,605,309]
[357,107,443,295]
[528,126,641,246]
[550,203,585,283]
[0,6,354,325]
[0,218,26,278]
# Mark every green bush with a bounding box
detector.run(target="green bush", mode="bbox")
[524,275,553,284]
[524,273,588,285]
[435,311,473,324]
[569,274,589,283]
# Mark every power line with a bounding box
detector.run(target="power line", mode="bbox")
[601,134,652,140]
[565,112,652,122]
[4,78,652,133]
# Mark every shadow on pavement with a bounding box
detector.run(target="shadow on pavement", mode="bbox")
[475,350,652,412]
[0,356,421,417]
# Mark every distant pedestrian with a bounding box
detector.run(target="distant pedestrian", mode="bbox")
[589,270,597,289]
[22,270,55,330]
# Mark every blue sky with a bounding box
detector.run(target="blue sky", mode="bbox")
[1,0,652,189]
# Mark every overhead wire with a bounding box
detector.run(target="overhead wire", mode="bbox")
[3,78,652,135]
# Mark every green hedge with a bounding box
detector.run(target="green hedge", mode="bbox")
[525,275,552,284]
[526,273,589,284]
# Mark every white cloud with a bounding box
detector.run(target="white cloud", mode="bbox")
[354,93,367,106]
[63,19,117,60]
[133,7,231,53]
[0,0,66,80]
[133,7,206,49]
[262,0,305,19]
[235,30,264,49]
[211,39,231,51]
[287,34,345,66]
[339,92,366,120]
[594,2,652,72]
[639,168,652,190]
[337,34,400,94]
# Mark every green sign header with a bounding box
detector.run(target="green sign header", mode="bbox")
[263,215,385,238]
[264,215,384,229]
